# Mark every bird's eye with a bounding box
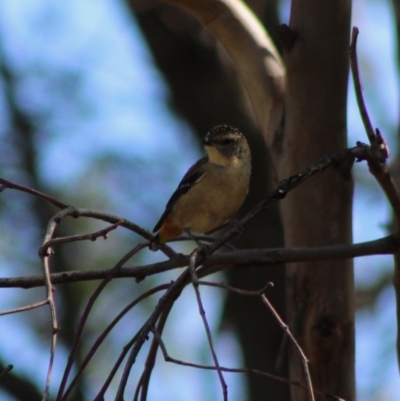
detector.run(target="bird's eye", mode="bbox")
[221,138,233,145]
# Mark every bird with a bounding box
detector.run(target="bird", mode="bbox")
[149,125,251,251]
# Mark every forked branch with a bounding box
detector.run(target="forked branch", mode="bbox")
[350,27,400,371]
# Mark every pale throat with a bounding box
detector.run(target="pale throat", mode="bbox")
[205,146,240,167]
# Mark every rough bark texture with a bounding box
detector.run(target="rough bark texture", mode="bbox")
[280,2,355,400]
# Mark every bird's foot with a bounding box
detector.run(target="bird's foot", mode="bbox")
[185,229,211,256]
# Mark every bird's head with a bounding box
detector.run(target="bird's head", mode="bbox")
[203,125,250,166]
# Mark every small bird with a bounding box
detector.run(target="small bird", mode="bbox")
[149,125,251,251]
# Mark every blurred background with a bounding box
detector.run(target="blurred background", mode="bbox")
[0,0,398,400]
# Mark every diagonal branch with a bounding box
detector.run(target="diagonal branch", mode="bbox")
[260,291,315,401]
[189,250,227,400]
[56,243,148,401]
[152,308,344,401]
[0,300,48,316]
[62,283,171,401]
[113,266,193,400]
[0,178,68,210]
[208,143,369,254]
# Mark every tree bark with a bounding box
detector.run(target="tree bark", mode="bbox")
[280,2,355,400]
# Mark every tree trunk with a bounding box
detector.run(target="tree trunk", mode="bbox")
[280,1,355,400]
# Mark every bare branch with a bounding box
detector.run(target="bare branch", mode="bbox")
[40,238,59,401]
[261,292,315,401]
[39,220,125,257]
[0,300,48,316]
[135,301,174,401]
[56,243,147,401]
[0,177,177,258]
[189,250,227,400]
[209,145,362,253]
[62,283,171,401]
[0,178,68,210]
[196,280,315,401]
[350,26,400,376]
[114,265,192,400]
[0,235,397,289]
[94,331,141,401]
[196,280,273,297]
[2,137,399,400]
[152,327,344,401]
[349,29,400,224]
[76,209,177,258]
[1,143,396,289]
[349,27,376,144]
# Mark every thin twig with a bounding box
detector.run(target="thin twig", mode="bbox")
[0,178,68,209]
[349,27,376,144]
[133,375,144,401]
[261,292,315,401]
[41,266,58,401]
[56,243,147,401]
[152,328,344,401]
[0,177,176,258]
[56,207,176,258]
[189,250,228,401]
[41,245,59,401]
[114,267,193,400]
[39,220,125,257]
[136,303,174,401]
[76,209,176,258]
[62,283,171,401]
[196,280,273,297]
[0,300,48,316]
[350,26,400,371]
[349,26,400,376]
[194,281,316,401]
[349,29,400,224]
[94,331,141,401]
[0,179,160,248]
[197,280,314,400]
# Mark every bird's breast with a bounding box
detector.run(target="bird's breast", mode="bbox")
[170,160,251,233]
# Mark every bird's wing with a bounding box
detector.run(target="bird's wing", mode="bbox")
[153,156,207,232]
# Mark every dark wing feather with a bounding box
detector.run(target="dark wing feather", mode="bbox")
[152,157,207,232]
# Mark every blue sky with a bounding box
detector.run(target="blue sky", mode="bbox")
[0,0,399,400]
